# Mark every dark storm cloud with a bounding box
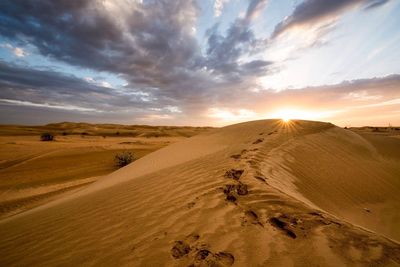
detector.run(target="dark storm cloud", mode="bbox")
[271,0,391,38]
[0,62,100,92]
[0,1,120,68]
[0,0,200,88]
[0,61,161,112]
[0,0,272,113]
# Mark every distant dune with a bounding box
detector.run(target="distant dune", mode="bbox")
[0,122,213,137]
[1,120,399,266]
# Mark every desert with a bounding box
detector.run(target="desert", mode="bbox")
[1,119,400,266]
[0,123,211,219]
[1,0,400,266]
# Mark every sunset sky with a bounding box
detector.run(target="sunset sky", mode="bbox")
[0,0,399,126]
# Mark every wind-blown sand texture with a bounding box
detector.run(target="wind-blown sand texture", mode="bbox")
[0,120,399,266]
[0,123,211,219]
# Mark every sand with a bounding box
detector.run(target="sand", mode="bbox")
[0,123,211,219]
[0,119,399,266]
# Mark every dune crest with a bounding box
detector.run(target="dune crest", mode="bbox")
[1,119,399,266]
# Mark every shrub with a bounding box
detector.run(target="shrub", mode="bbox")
[40,133,54,141]
[115,151,134,168]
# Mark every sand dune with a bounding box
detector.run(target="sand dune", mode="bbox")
[0,123,211,219]
[1,119,399,266]
[0,135,175,219]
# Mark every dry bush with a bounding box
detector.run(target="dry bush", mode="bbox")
[115,151,134,168]
[40,133,54,141]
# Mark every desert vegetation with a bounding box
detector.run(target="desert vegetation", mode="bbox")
[115,151,134,168]
[40,133,54,141]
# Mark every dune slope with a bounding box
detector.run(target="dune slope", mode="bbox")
[0,120,399,266]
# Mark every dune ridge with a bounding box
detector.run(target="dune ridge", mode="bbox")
[0,119,399,266]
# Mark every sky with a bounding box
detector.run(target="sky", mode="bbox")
[0,0,399,127]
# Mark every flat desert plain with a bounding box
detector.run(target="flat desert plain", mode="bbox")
[1,120,400,266]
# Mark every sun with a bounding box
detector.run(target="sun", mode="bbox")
[274,109,296,122]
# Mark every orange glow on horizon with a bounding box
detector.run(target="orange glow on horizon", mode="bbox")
[268,108,329,122]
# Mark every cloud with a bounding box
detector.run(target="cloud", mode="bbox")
[0,0,272,113]
[13,47,27,57]
[207,107,257,122]
[0,99,99,112]
[0,0,269,113]
[84,77,113,89]
[344,90,382,101]
[204,0,271,81]
[271,0,391,39]
[353,98,400,108]
[0,43,28,57]
[0,0,200,88]
[0,60,210,125]
[214,0,229,17]
[1,53,399,126]
[0,0,398,126]
[100,81,112,88]
[245,0,269,22]
[201,75,400,126]
[0,61,158,114]
[364,0,390,10]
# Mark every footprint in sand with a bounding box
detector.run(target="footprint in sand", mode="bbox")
[246,159,258,168]
[254,175,267,183]
[211,252,235,266]
[242,210,263,227]
[171,234,234,266]
[171,234,200,258]
[236,183,248,195]
[231,148,253,160]
[223,182,249,202]
[223,184,237,202]
[171,240,191,259]
[230,154,241,160]
[187,202,196,209]
[191,249,234,267]
[268,216,297,239]
[224,169,244,180]
[252,138,264,144]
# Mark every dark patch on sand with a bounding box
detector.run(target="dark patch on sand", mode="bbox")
[171,241,191,258]
[253,138,264,144]
[269,217,297,239]
[224,169,244,180]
